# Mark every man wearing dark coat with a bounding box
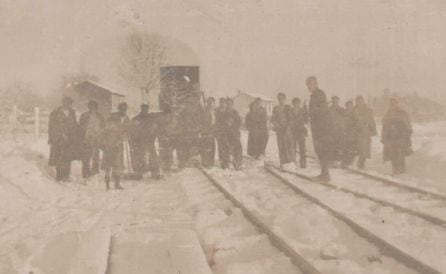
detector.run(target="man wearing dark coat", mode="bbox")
[99,102,130,190]
[200,97,217,168]
[215,98,243,170]
[129,104,160,179]
[79,100,105,179]
[341,100,358,168]
[158,105,182,174]
[307,76,334,182]
[48,96,78,182]
[245,98,269,160]
[271,93,296,168]
[290,97,308,168]
[177,95,204,169]
[329,96,346,162]
[353,96,377,169]
[382,98,413,174]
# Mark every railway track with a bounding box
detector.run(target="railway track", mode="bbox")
[290,153,446,227]
[304,153,446,201]
[265,162,446,228]
[197,162,442,274]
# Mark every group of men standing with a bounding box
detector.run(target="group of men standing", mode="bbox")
[48,98,131,189]
[263,76,413,182]
[48,76,413,188]
[47,94,247,190]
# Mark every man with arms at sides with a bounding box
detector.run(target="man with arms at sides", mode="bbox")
[382,98,413,174]
[271,93,296,169]
[200,97,217,168]
[79,100,105,181]
[290,97,309,168]
[307,76,334,182]
[353,95,377,170]
[329,96,346,163]
[245,98,269,160]
[48,96,78,182]
[341,100,358,169]
[99,102,130,190]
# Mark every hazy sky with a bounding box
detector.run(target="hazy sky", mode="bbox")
[1,0,446,104]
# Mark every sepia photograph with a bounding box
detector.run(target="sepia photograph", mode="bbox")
[0,0,446,273]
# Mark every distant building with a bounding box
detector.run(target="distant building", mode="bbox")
[66,81,125,117]
[232,90,274,118]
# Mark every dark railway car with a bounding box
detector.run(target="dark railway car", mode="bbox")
[159,66,201,113]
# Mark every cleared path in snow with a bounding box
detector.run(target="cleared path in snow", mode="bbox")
[200,161,418,274]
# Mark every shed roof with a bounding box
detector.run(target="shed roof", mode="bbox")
[73,80,126,97]
[234,90,273,102]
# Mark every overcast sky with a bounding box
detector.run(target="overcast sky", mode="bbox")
[1,0,446,104]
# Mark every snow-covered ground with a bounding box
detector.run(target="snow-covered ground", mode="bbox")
[252,120,446,194]
[0,134,298,274]
[1,119,445,273]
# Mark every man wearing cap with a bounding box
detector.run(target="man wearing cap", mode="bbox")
[99,102,130,190]
[129,104,161,179]
[48,96,78,182]
[177,95,204,169]
[245,98,269,160]
[290,97,308,168]
[329,96,346,162]
[353,95,377,169]
[79,100,105,180]
[215,98,243,170]
[200,97,217,168]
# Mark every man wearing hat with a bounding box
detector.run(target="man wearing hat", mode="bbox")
[99,102,130,190]
[48,96,79,182]
[79,100,105,180]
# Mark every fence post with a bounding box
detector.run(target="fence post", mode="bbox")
[34,107,40,139]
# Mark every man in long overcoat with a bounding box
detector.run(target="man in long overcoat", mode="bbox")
[200,97,217,168]
[79,100,105,179]
[353,96,377,169]
[48,96,78,182]
[271,93,296,168]
[329,96,346,162]
[290,97,308,168]
[245,98,269,160]
[382,98,413,174]
[307,76,334,181]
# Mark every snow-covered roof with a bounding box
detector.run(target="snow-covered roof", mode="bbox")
[74,80,126,97]
[235,90,273,102]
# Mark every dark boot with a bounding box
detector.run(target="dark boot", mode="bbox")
[105,174,111,191]
[357,157,366,170]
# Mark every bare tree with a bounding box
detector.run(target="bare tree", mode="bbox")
[119,31,168,102]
